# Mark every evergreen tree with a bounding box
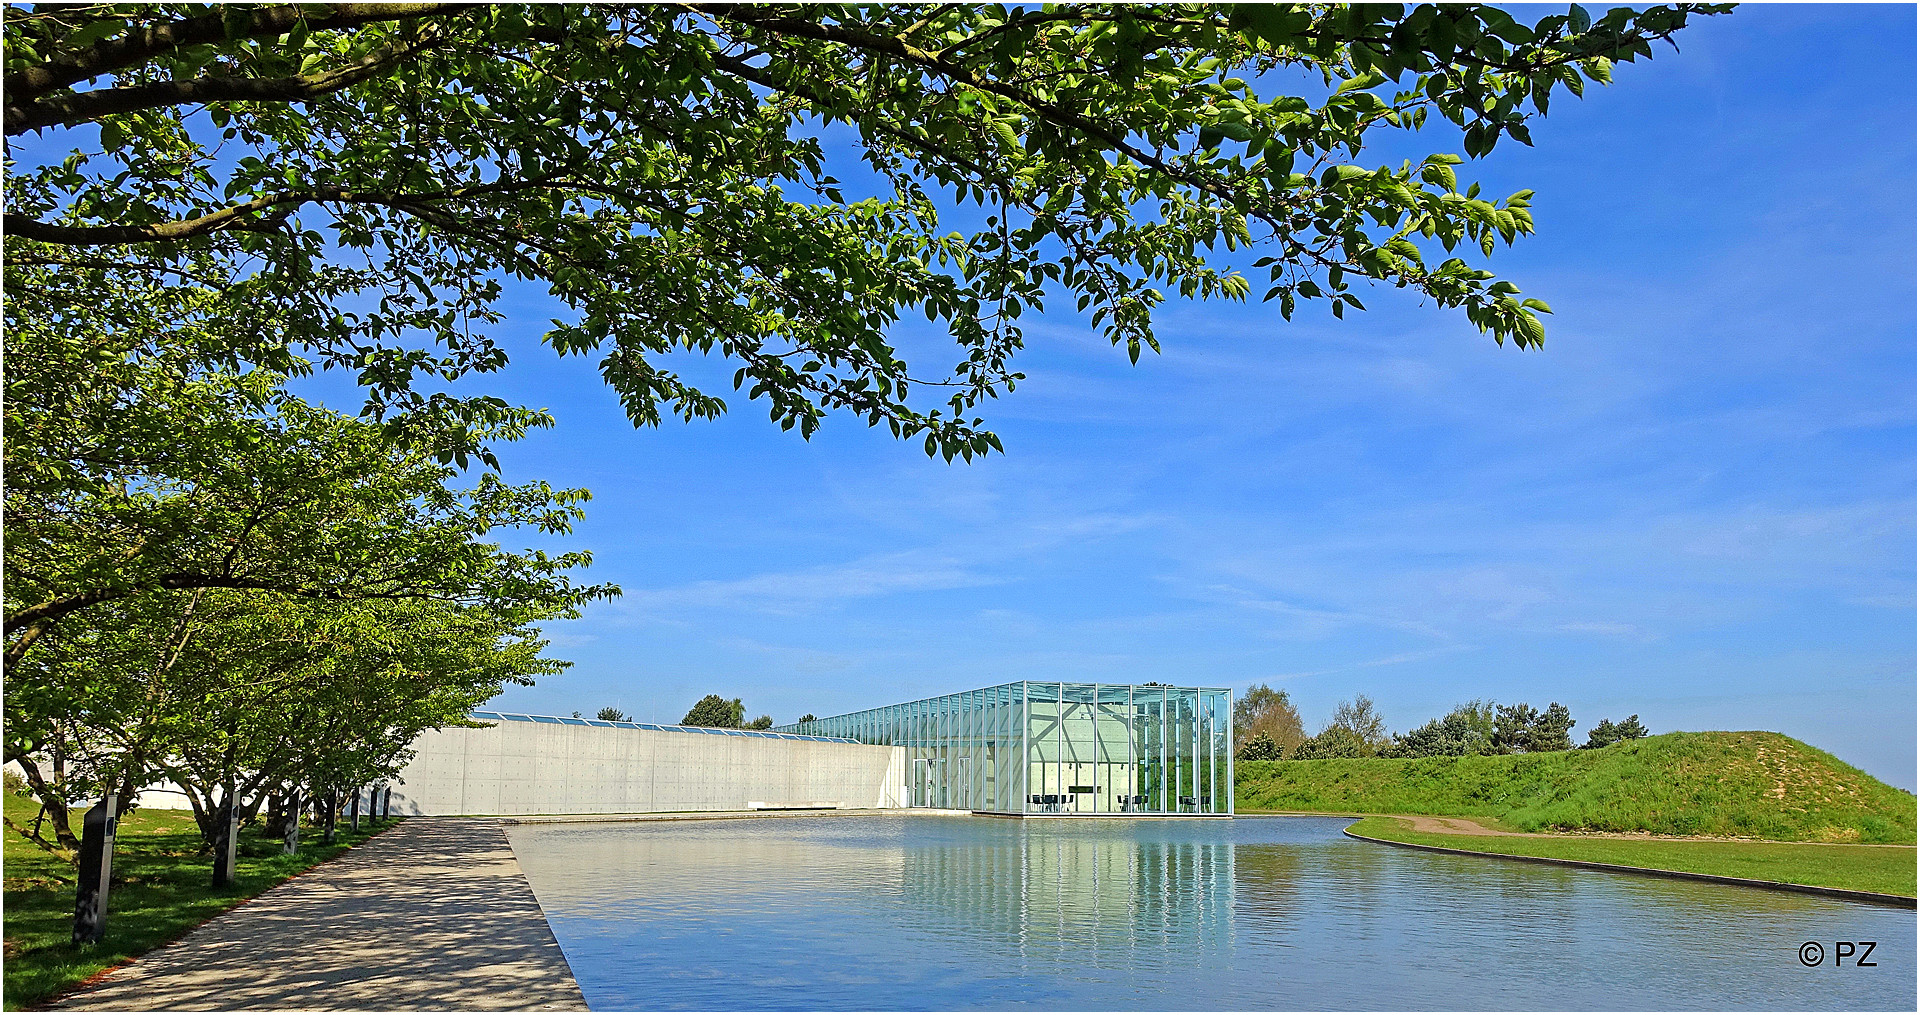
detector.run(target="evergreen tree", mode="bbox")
[1237,732,1282,762]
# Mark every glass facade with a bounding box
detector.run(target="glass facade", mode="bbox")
[777,682,1232,815]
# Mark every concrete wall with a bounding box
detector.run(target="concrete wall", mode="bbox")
[390,721,908,816]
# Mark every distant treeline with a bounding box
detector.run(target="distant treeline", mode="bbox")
[1233,686,1647,762]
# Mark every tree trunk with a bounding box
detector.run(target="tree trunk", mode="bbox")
[210,790,237,888]
[348,788,360,832]
[9,752,80,849]
[322,790,337,845]
[261,792,288,840]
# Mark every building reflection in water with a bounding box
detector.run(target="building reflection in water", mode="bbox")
[891,821,1239,971]
[511,815,1916,1012]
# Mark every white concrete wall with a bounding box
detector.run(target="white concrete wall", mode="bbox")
[389,721,908,816]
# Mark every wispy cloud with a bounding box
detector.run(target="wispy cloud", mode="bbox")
[616,551,1001,618]
[1271,644,1477,681]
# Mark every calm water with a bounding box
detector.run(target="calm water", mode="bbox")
[508,815,1915,1011]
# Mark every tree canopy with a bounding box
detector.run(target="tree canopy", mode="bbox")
[680,693,746,729]
[1232,682,1306,758]
[4,2,1728,460]
[2,340,614,666]
[2,324,606,848]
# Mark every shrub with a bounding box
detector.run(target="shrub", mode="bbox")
[1237,732,1282,761]
[1386,700,1496,758]
[1294,725,1372,759]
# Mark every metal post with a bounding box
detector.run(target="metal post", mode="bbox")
[72,793,117,944]
[1019,682,1029,814]
[1054,682,1063,815]
[1182,686,1198,805]
[1160,686,1168,814]
[1226,688,1236,816]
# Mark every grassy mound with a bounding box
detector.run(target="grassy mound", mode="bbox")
[1235,731,1916,844]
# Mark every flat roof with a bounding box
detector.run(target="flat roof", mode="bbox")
[469,711,857,743]
[774,680,1231,732]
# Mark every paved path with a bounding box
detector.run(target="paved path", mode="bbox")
[53,819,587,1011]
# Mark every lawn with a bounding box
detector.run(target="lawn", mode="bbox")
[1345,815,1918,899]
[3,792,398,1010]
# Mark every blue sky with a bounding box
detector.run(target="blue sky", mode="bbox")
[298,7,1918,785]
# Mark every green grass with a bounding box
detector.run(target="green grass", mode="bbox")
[3,793,399,1010]
[1346,815,1918,898]
[1236,731,1916,844]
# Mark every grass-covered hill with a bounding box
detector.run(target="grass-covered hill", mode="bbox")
[1234,731,1917,844]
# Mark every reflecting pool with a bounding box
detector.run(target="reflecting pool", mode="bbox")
[508,815,1914,1011]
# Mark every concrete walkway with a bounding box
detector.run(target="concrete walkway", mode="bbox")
[53,819,587,1011]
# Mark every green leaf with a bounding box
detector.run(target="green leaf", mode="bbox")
[1337,70,1389,94]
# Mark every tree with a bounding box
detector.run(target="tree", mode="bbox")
[1236,731,1282,762]
[1584,714,1648,749]
[1492,702,1539,753]
[1292,725,1371,760]
[1330,694,1389,751]
[796,714,818,724]
[1385,700,1496,758]
[680,695,746,729]
[1529,702,1576,753]
[3,4,1726,462]
[1490,700,1576,754]
[2,358,604,849]
[745,715,774,731]
[596,707,630,723]
[2,346,614,668]
[5,586,573,852]
[1233,683,1306,759]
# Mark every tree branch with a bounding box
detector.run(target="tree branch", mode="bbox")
[7,22,454,135]
[2,177,575,247]
[4,3,475,109]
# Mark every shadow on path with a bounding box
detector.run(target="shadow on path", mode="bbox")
[53,819,587,1011]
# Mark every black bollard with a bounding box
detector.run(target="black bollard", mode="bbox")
[72,793,118,944]
[210,799,238,888]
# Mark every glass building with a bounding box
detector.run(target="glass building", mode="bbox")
[777,682,1232,815]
